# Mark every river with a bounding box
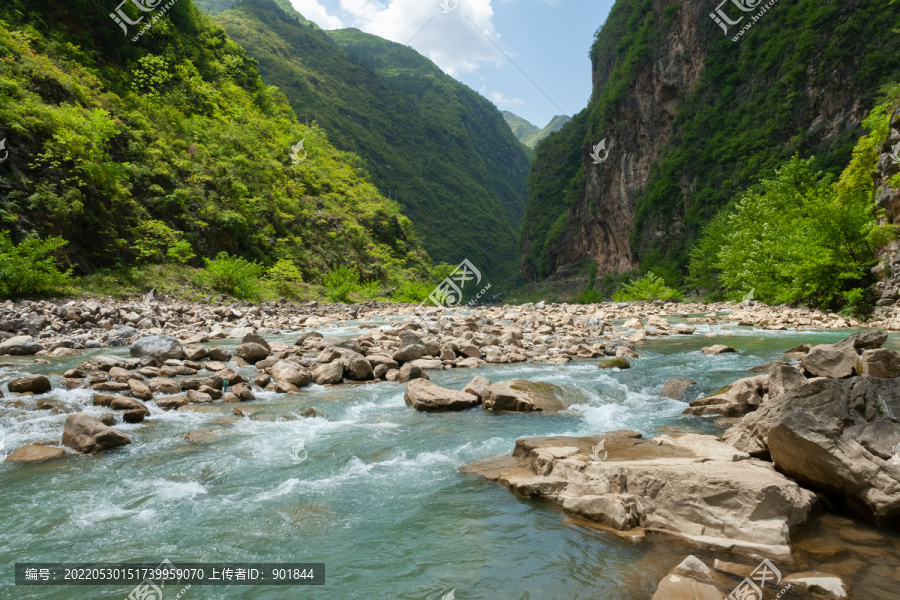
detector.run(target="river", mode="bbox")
[1,316,898,599]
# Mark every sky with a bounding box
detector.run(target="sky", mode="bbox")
[288,0,616,128]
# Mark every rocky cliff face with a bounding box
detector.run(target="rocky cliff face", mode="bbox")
[873,108,900,316]
[520,0,900,282]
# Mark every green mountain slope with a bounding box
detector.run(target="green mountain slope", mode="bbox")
[210,0,531,282]
[503,112,571,149]
[520,0,900,282]
[0,0,431,284]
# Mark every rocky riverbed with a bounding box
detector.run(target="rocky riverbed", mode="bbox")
[1,296,898,599]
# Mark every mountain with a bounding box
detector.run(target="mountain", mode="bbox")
[503,112,571,148]
[208,0,532,283]
[0,0,431,283]
[519,0,900,282]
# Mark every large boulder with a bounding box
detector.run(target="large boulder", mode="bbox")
[800,343,858,378]
[0,335,43,356]
[397,363,428,383]
[481,380,566,413]
[463,375,491,401]
[311,361,343,385]
[234,342,270,363]
[464,431,815,557]
[403,380,480,412]
[8,375,51,394]
[856,348,900,378]
[340,351,373,380]
[723,377,900,527]
[129,336,183,362]
[683,375,767,418]
[393,344,426,363]
[61,413,131,453]
[269,359,311,388]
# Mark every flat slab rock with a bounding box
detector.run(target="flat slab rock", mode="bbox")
[463,431,815,558]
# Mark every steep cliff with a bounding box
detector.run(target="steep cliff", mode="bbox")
[873,107,900,315]
[520,0,900,282]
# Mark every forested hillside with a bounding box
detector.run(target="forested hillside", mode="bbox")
[0,0,435,290]
[209,0,532,283]
[502,111,571,149]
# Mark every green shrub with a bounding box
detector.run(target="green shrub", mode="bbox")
[0,231,72,297]
[167,241,197,265]
[576,288,604,304]
[267,258,304,297]
[323,265,360,303]
[391,279,433,303]
[203,252,266,300]
[612,273,682,302]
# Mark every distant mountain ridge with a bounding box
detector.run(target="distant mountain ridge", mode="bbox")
[205,0,531,283]
[502,112,572,148]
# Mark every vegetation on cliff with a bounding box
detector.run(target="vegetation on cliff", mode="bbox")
[0,0,443,299]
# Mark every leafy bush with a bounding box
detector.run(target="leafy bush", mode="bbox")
[0,231,71,297]
[203,252,266,300]
[576,288,604,304]
[391,279,433,303]
[267,258,304,297]
[323,265,360,303]
[612,273,682,302]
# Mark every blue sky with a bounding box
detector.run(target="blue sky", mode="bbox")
[289,0,616,128]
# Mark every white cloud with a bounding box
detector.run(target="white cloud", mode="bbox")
[485,89,523,108]
[332,0,507,76]
[289,0,344,29]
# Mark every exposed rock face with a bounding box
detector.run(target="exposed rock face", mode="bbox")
[129,335,183,362]
[873,107,900,311]
[724,377,900,527]
[465,431,815,557]
[481,380,566,413]
[403,380,479,412]
[61,413,131,453]
[520,0,889,284]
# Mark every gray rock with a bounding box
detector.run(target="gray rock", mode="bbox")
[340,351,373,380]
[0,335,44,355]
[856,348,900,378]
[397,363,428,383]
[234,342,270,363]
[404,379,479,412]
[393,344,426,363]
[463,375,492,401]
[800,343,858,378]
[768,362,807,397]
[130,335,183,362]
[269,359,311,388]
[312,360,344,385]
[110,326,138,340]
